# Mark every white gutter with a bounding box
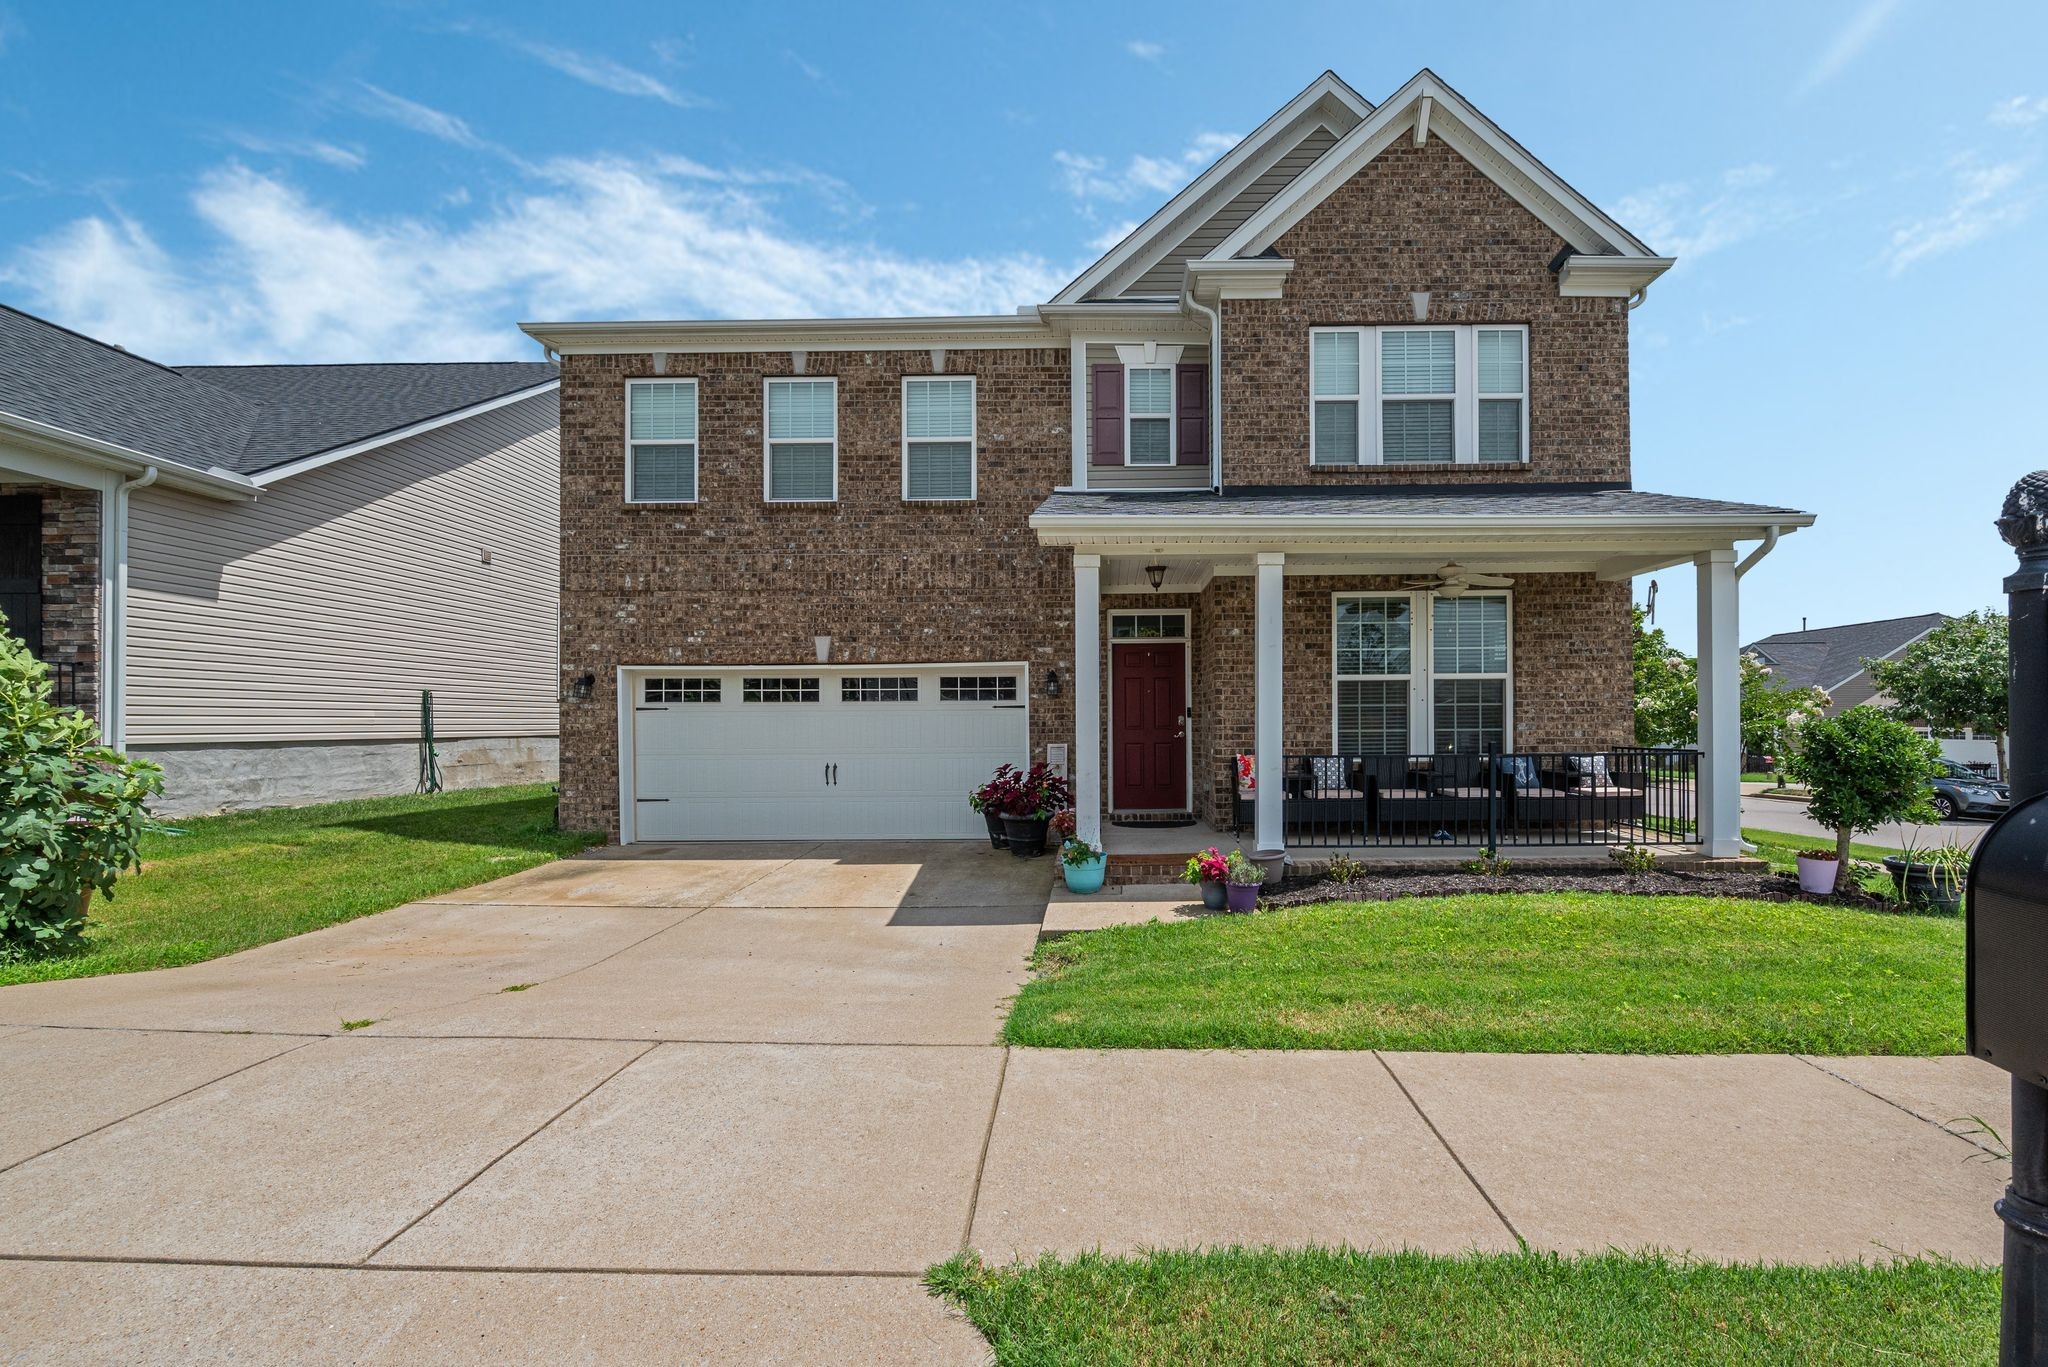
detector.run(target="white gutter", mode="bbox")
[0,409,258,500]
[1029,510,1816,539]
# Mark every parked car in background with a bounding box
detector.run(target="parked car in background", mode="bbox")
[1930,758,2009,821]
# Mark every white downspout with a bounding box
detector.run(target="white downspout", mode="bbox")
[1734,525,1780,579]
[104,464,157,750]
[1184,289,1223,492]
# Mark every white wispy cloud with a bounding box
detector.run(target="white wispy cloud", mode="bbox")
[784,49,834,89]
[1615,163,1790,257]
[1,156,1071,364]
[1054,131,1238,211]
[1796,0,1905,95]
[500,35,704,108]
[351,82,493,152]
[1880,157,2034,275]
[220,132,367,170]
[1991,95,2048,127]
[1125,40,1164,62]
[1086,220,1139,252]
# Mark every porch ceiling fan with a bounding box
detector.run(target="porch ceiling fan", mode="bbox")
[1402,563,1514,597]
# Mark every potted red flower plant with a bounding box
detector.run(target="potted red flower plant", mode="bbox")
[1182,847,1230,911]
[976,762,1071,857]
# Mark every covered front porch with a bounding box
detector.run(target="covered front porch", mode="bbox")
[1029,484,1814,862]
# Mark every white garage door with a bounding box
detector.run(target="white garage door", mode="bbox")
[628,666,1029,842]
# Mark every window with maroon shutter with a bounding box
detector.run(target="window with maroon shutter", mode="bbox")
[1089,363,1123,465]
[1175,364,1208,466]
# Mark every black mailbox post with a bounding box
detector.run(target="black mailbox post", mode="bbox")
[1985,472,2048,1366]
[1969,794,2048,1089]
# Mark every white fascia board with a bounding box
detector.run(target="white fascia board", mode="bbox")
[250,381,560,486]
[523,315,1056,356]
[1557,255,1677,297]
[1027,510,1815,545]
[1047,71,1374,306]
[1207,69,1660,265]
[0,409,258,500]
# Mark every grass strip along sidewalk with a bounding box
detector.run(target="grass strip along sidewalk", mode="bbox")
[930,1248,1996,1366]
[0,784,602,987]
[1006,891,1961,1055]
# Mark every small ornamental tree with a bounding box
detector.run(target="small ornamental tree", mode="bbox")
[1631,606,1697,748]
[0,622,164,961]
[1866,609,2010,776]
[1783,706,1941,892]
[1740,654,1830,761]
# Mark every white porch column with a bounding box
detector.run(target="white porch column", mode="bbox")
[1694,548,1742,857]
[1072,553,1103,848]
[1255,552,1286,852]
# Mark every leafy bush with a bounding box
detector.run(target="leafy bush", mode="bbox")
[1784,707,1940,893]
[1461,850,1513,877]
[1060,837,1103,868]
[1224,849,1265,887]
[1184,847,1229,884]
[1608,844,1657,876]
[1324,853,1368,884]
[972,762,1072,819]
[1,627,163,961]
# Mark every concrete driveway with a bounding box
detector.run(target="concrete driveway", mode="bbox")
[0,842,2013,1364]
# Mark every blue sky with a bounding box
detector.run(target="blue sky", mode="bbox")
[2,1,2044,651]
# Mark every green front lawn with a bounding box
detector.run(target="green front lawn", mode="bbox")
[1006,892,1961,1054]
[0,785,602,987]
[930,1248,1996,1366]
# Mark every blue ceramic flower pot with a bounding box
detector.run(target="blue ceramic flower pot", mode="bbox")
[1062,853,1107,894]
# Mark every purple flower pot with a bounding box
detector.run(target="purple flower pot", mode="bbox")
[1226,882,1260,913]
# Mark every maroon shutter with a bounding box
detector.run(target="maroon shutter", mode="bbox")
[1090,363,1123,466]
[1175,364,1209,466]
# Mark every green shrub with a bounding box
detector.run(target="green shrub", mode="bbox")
[0,625,164,961]
[1784,707,1940,893]
[1608,844,1658,876]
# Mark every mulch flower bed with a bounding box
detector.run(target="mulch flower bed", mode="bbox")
[1262,866,1904,913]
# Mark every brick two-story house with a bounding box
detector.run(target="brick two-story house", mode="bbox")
[529,70,1813,860]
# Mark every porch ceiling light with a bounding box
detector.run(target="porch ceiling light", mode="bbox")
[1145,562,1168,591]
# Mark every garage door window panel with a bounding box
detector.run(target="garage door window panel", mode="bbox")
[645,677,720,703]
[743,677,821,702]
[842,676,919,702]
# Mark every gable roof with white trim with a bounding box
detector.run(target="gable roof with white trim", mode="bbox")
[1049,72,1373,305]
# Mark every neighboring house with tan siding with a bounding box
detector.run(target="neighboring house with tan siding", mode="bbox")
[0,304,561,814]
[529,70,1816,862]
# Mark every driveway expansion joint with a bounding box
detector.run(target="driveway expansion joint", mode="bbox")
[961,1045,1011,1253]
[0,1252,932,1279]
[1793,1054,2008,1157]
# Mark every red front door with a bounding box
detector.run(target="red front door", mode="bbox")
[1111,643,1187,810]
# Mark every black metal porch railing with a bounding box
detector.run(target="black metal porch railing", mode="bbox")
[1232,749,1700,850]
[45,660,81,708]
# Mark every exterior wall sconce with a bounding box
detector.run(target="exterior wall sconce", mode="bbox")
[1145,563,1167,591]
[570,673,596,701]
[1044,669,1061,698]
[814,634,832,663]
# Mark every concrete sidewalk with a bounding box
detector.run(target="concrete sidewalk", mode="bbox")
[0,842,2011,1364]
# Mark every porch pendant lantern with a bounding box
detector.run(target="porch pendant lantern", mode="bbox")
[1145,562,1167,591]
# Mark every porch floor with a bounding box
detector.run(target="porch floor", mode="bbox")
[1099,821,1711,865]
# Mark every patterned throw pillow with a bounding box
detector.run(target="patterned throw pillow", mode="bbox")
[1510,755,1538,790]
[1568,753,1611,786]
[1310,756,1349,790]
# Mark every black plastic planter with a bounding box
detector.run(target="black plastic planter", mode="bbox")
[981,809,1008,850]
[1000,814,1050,857]
[1881,855,1966,913]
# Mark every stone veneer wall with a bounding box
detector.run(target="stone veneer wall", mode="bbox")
[1221,136,1632,488]
[20,485,100,712]
[556,347,1075,838]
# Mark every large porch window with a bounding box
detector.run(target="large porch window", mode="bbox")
[1333,592,1511,755]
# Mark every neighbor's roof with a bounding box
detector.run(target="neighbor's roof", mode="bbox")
[1034,484,1809,522]
[1744,613,1950,693]
[0,304,557,480]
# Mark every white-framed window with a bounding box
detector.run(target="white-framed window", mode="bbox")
[1332,591,1513,755]
[841,675,919,702]
[764,377,837,502]
[1308,325,1528,466]
[1109,612,1187,640]
[645,677,720,703]
[902,375,976,501]
[940,675,1017,702]
[742,676,821,702]
[1125,365,1174,466]
[625,378,698,503]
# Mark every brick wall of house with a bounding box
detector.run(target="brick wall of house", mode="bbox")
[1189,572,1633,823]
[556,348,1076,837]
[1221,136,1632,488]
[15,484,100,712]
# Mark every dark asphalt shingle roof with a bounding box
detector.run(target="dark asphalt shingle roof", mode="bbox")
[1744,614,1949,692]
[0,304,557,477]
[1033,483,1808,519]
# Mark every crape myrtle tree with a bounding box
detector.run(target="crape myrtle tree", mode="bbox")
[1784,706,1941,893]
[1865,609,2010,778]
